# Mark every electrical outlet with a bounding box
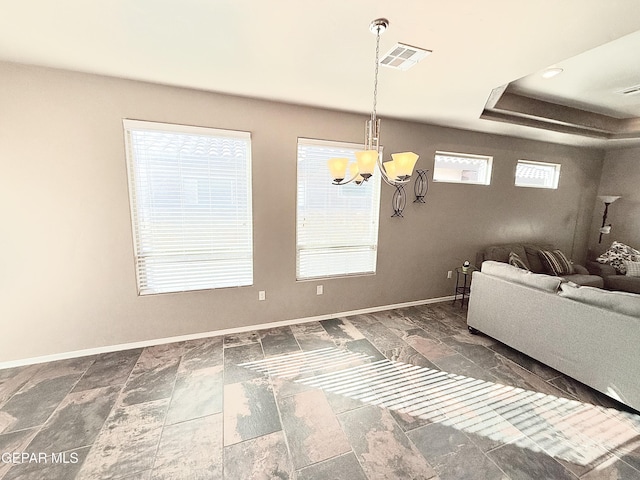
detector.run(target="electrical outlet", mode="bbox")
[447,270,453,279]
[258,290,266,301]
[317,285,323,295]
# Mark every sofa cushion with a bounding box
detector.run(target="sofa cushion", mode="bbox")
[524,244,555,273]
[481,260,562,292]
[559,282,640,317]
[604,275,640,294]
[572,264,589,275]
[508,251,529,270]
[586,260,617,277]
[561,274,604,288]
[596,241,640,274]
[538,249,575,276]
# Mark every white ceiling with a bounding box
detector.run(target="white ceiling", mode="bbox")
[2,0,640,148]
[510,29,640,119]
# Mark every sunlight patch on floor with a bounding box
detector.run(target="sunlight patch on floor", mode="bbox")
[240,347,640,468]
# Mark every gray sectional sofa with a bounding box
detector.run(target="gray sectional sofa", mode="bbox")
[467,261,640,412]
[475,243,603,288]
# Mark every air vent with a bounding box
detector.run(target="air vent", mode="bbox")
[379,43,432,71]
[618,84,640,96]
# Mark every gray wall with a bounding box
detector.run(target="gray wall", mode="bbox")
[0,61,604,363]
[589,146,640,254]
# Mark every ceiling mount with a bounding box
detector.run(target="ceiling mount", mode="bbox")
[369,18,389,35]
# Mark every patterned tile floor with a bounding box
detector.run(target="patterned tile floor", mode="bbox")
[1,302,639,479]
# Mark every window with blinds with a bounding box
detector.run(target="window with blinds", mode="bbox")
[123,120,253,295]
[296,138,381,280]
[433,151,493,185]
[515,160,561,189]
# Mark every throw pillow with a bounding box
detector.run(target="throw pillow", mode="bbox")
[538,249,575,276]
[624,260,640,277]
[508,251,529,270]
[524,244,555,274]
[596,241,640,275]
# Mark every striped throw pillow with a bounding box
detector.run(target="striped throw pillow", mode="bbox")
[508,251,529,270]
[624,260,640,277]
[538,250,575,276]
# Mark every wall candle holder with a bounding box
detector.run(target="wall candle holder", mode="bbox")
[391,185,407,217]
[413,169,429,203]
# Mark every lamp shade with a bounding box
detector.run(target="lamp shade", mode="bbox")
[391,152,419,178]
[328,158,349,181]
[383,161,398,182]
[355,150,378,177]
[598,195,621,204]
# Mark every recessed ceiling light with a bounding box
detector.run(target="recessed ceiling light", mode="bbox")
[541,67,563,79]
[617,84,640,96]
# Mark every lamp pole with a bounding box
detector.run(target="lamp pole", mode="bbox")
[599,202,611,244]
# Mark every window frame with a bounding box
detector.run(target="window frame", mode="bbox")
[432,151,493,185]
[123,119,254,295]
[514,159,561,189]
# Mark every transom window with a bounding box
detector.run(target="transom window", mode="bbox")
[123,119,253,295]
[515,160,561,189]
[433,151,493,185]
[296,138,381,280]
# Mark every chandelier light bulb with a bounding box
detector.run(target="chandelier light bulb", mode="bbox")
[355,150,378,179]
[328,157,349,182]
[383,160,398,182]
[392,152,419,179]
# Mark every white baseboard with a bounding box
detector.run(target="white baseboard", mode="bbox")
[0,295,454,370]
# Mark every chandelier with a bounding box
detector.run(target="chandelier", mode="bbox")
[328,18,428,216]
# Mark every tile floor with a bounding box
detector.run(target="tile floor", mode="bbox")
[0,302,639,479]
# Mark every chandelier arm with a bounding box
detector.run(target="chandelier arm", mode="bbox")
[332,171,361,186]
[377,153,410,186]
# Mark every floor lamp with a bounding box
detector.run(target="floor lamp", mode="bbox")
[598,195,621,244]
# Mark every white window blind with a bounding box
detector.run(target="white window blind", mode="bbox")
[123,119,253,295]
[433,151,493,185]
[296,138,381,280]
[515,160,561,189]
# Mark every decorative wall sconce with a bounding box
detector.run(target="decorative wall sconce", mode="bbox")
[598,195,621,243]
[413,170,429,203]
[389,169,430,217]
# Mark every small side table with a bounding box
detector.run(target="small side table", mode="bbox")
[453,266,477,307]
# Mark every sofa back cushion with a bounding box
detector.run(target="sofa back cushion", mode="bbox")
[559,282,640,317]
[481,260,563,292]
